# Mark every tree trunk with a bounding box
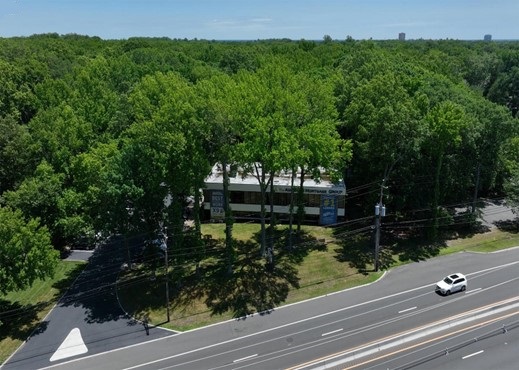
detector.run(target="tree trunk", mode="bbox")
[431,153,444,240]
[288,166,296,250]
[258,163,267,256]
[222,160,234,275]
[296,166,306,239]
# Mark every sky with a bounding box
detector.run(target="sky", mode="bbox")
[0,0,518,41]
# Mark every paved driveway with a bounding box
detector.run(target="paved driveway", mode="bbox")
[2,237,174,370]
[479,198,517,228]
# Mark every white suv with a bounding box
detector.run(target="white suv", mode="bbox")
[435,273,467,295]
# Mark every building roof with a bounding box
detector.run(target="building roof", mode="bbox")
[205,163,346,195]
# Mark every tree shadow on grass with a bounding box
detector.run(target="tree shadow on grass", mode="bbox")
[202,240,300,318]
[390,236,443,263]
[333,226,445,272]
[495,218,519,233]
[333,233,377,274]
[117,229,332,322]
[0,300,48,342]
[253,227,328,264]
[0,261,85,342]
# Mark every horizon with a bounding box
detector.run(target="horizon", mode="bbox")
[1,1,517,41]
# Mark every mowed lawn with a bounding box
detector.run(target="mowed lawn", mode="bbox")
[0,261,85,364]
[117,224,382,331]
[2,224,518,363]
[116,224,519,331]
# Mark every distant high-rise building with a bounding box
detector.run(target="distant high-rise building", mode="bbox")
[399,32,406,41]
[484,34,492,41]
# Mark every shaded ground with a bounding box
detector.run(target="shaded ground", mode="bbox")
[0,263,85,360]
[2,236,172,370]
[117,228,328,325]
[333,199,518,271]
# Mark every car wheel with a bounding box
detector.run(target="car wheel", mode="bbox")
[461,285,466,292]
[446,290,451,295]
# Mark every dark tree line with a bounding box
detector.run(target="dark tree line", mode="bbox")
[1,34,519,294]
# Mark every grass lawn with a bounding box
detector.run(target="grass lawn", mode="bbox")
[0,261,85,364]
[2,224,517,363]
[444,228,519,254]
[117,223,519,332]
[116,224,385,331]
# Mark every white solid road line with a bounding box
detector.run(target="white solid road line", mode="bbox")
[41,260,519,370]
[398,306,417,314]
[233,354,258,363]
[462,350,484,359]
[321,328,343,337]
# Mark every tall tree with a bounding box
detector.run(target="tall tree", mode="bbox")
[0,114,35,193]
[501,137,519,217]
[234,61,302,258]
[424,101,468,238]
[196,74,241,274]
[0,206,59,295]
[2,161,65,246]
[126,71,199,256]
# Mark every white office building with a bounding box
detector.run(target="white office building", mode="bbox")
[203,164,346,225]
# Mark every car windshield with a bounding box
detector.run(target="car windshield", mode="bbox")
[443,277,453,284]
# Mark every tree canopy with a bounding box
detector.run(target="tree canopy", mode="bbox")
[1,35,519,292]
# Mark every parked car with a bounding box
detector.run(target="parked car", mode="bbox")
[435,273,467,295]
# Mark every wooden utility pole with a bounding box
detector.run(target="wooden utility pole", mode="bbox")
[374,179,387,272]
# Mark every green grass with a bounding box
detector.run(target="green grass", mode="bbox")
[117,223,519,332]
[443,229,519,254]
[0,261,85,364]
[117,224,382,331]
[2,224,518,363]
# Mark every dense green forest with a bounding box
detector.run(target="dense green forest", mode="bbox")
[1,34,519,293]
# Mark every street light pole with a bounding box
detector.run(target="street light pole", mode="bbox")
[374,179,386,272]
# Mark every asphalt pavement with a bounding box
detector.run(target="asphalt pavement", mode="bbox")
[1,200,516,370]
[1,237,174,370]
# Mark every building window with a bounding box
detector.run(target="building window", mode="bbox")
[273,192,291,206]
[244,191,262,204]
[306,194,321,207]
[230,191,244,203]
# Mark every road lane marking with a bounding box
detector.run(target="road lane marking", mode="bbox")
[462,350,484,359]
[41,261,519,370]
[465,288,481,294]
[398,306,417,314]
[288,304,519,370]
[50,328,88,362]
[233,354,257,363]
[338,316,509,370]
[322,328,343,337]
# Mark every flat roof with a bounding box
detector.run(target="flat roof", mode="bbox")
[205,163,346,194]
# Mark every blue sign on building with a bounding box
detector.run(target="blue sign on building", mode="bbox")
[210,190,224,219]
[320,195,338,225]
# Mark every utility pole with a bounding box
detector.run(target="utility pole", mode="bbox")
[160,185,172,322]
[374,179,387,272]
[472,162,481,213]
[160,224,170,322]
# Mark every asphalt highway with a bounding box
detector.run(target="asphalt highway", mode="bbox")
[38,246,519,370]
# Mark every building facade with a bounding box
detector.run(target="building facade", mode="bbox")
[203,164,346,225]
